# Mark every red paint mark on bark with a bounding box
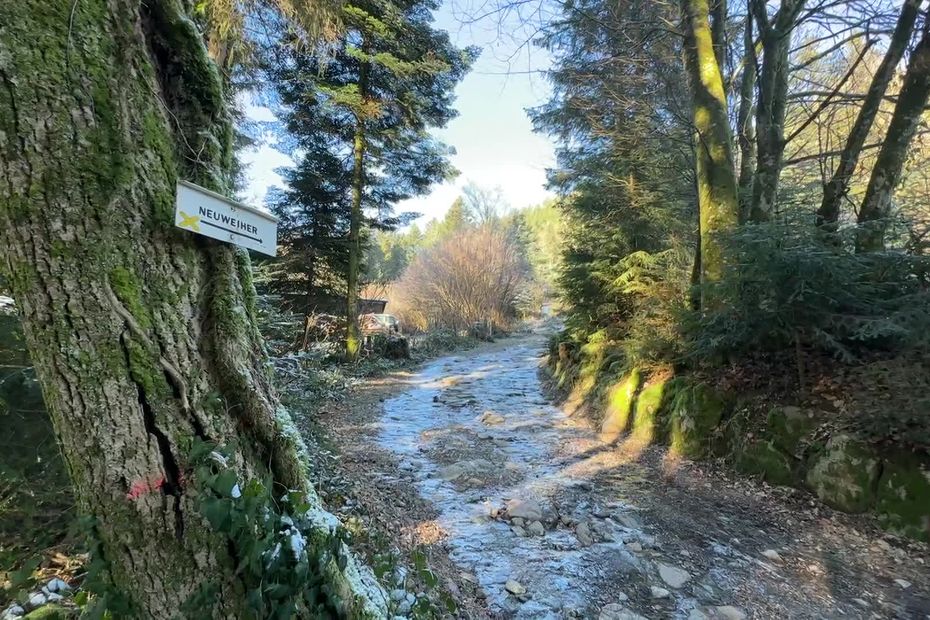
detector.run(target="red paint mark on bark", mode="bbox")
[126,475,166,500]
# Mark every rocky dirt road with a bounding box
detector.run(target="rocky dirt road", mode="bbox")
[329,331,930,619]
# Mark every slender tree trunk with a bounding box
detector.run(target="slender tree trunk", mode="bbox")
[749,0,806,222]
[346,58,369,362]
[817,0,924,233]
[0,1,386,617]
[857,14,930,252]
[737,10,757,222]
[710,0,728,70]
[681,0,740,308]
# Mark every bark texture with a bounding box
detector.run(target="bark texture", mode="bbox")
[748,0,806,222]
[736,10,757,222]
[681,0,740,308]
[345,52,369,362]
[817,0,923,232]
[0,0,386,616]
[857,13,930,252]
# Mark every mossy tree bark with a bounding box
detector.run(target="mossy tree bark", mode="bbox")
[856,13,930,252]
[748,0,806,222]
[817,0,923,233]
[0,1,386,617]
[681,0,740,308]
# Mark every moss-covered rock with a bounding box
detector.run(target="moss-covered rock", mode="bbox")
[765,406,822,455]
[669,382,728,458]
[805,434,880,513]
[630,376,672,444]
[732,439,796,486]
[23,605,77,619]
[875,452,930,542]
[600,369,642,439]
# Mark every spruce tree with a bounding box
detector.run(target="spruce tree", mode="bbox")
[268,0,477,359]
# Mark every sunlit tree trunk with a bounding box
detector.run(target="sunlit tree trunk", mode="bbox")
[0,1,386,616]
[857,14,930,252]
[817,0,923,233]
[346,56,370,362]
[681,0,740,308]
[748,0,806,222]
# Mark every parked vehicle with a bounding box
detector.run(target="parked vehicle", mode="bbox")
[359,313,401,337]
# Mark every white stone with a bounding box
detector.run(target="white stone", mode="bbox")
[626,541,643,552]
[650,586,670,599]
[599,603,648,620]
[527,521,545,536]
[26,592,46,608]
[505,579,526,595]
[714,606,747,620]
[2,606,25,620]
[478,411,506,425]
[895,578,912,589]
[658,563,691,588]
[576,521,594,546]
[505,498,543,521]
[761,549,783,563]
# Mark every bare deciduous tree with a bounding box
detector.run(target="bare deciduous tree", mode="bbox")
[389,226,528,332]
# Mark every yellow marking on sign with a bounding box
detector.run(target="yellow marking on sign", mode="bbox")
[178,211,200,232]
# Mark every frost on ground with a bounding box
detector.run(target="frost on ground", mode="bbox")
[369,332,930,619]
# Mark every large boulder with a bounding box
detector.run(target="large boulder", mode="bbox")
[765,406,822,456]
[600,370,642,440]
[669,382,728,458]
[805,434,880,513]
[504,498,545,522]
[875,452,930,542]
[630,376,672,444]
[732,439,795,486]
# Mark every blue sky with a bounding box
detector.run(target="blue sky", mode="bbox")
[239,0,556,226]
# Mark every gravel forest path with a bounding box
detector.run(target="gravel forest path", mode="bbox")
[349,331,930,619]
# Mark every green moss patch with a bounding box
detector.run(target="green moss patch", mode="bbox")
[600,369,642,438]
[765,406,822,456]
[733,439,796,486]
[23,605,77,619]
[875,452,930,542]
[631,376,672,444]
[805,435,880,513]
[669,382,728,458]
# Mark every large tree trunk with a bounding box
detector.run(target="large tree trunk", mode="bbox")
[817,0,924,233]
[681,0,740,308]
[857,13,930,252]
[0,1,386,617]
[345,56,369,362]
[748,0,806,222]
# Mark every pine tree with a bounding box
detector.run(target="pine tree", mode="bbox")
[268,0,476,359]
[262,148,352,316]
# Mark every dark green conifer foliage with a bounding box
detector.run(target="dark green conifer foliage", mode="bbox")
[265,0,476,357]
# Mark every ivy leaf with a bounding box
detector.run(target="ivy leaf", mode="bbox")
[211,469,239,497]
